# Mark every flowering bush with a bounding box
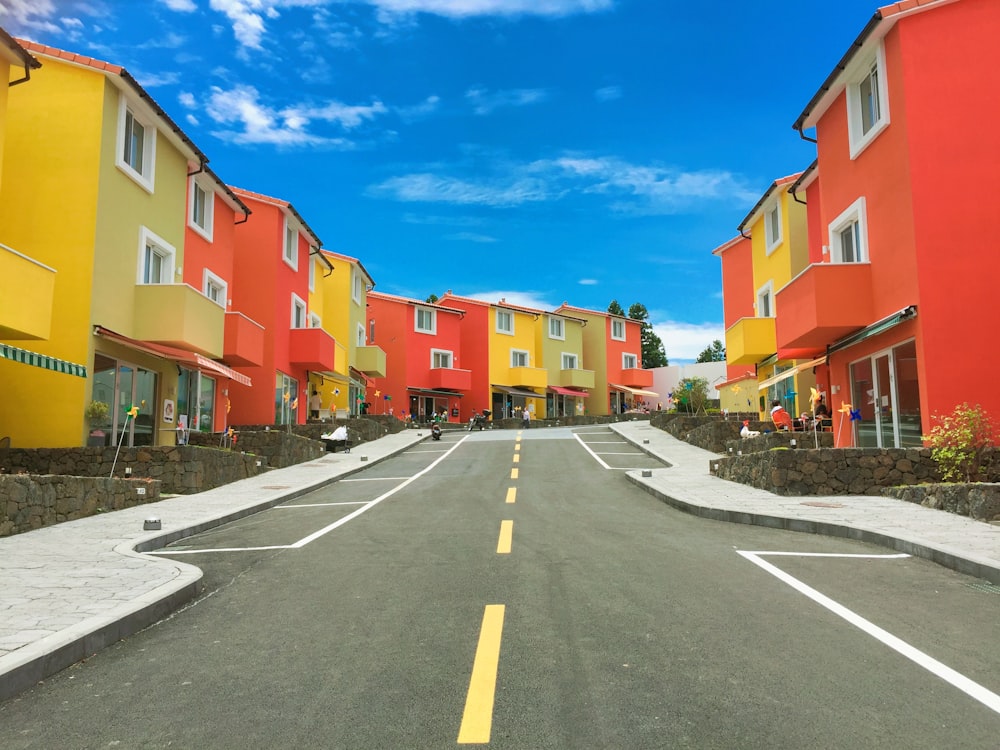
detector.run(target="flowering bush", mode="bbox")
[923,403,996,482]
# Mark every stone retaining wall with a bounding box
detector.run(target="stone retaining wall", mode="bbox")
[724,431,835,455]
[0,474,162,537]
[883,483,1000,523]
[186,431,321,469]
[710,447,942,496]
[0,446,264,494]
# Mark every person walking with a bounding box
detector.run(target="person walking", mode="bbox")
[522,406,531,429]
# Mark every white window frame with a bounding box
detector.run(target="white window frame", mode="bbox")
[496,309,514,335]
[415,306,436,334]
[202,269,228,308]
[352,269,363,304]
[431,348,454,369]
[116,97,157,193]
[622,352,638,370]
[283,216,299,271]
[188,175,214,241]
[136,227,176,284]
[290,293,307,329]
[611,319,626,341]
[561,353,578,369]
[356,322,365,347]
[548,316,565,340]
[510,349,529,368]
[764,202,782,254]
[829,197,869,264]
[309,257,316,292]
[756,280,775,318]
[310,312,323,329]
[846,44,890,159]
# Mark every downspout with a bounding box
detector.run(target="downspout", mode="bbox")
[235,209,250,226]
[187,159,205,178]
[9,64,33,87]
[790,182,807,206]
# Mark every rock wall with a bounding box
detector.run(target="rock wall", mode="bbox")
[0,474,161,537]
[186,431,321,469]
[883,483,1000,523]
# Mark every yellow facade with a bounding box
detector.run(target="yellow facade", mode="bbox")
[489,306,546,413]
[0,51,198,447]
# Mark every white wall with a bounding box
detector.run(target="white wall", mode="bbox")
[651,362,727,405]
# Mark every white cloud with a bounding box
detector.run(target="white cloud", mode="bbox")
[369,173,550,206]
[446,232,499,243]
[396,95,441,121]
[159,0,198,10]
[465,290,555,310]
[61,17,84,28]
[367,0,613,21]
[178,92,198,108]
[186,113,200,126]
[578,279,598,285]
[0,0,62,34]
[466,87,547,115]
[134,70,181,87]
[209,0,268,49]
[594,85,622,102]
[650,320,725,363]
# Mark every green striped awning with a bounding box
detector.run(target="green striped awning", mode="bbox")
[0,343,88,378]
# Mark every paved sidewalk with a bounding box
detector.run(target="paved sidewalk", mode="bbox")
[0,429,428,702]
[612,421,1000,586]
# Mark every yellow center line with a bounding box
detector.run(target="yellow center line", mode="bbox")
[505,487,516,504]
[512,453,520,463]
[457,604,506,744]
[514,443,521,452]
[510,468,519,479]
[496,520,513,553]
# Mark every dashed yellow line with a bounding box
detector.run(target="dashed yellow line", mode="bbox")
[457,604,506,744]
[514,442,521,452]
[510,468,519,479]
[496,520,513,554]
[512,453,520,464]
[505,487,516,504]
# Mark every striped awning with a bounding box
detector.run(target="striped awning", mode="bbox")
[0,343,88,378]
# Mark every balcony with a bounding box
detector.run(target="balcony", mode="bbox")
[559,368,595,389]
[354,345,387,378]
[620,367,653,389]
[508,366,548,389]
[428,367,472,391]
[775,263,874,351]
[133,283,224,358]
[289,327,336,371]
[223,312,265,366]
[0,243,55,340]
[725,316,776,366]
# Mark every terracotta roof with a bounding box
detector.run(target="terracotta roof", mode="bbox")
[16,37,207,164]
[367,290,465,315]
[0,28,41,69]
[736,171,804,232]
[319,249,376,287]
[555,303,631,321]
[710,235,749,257]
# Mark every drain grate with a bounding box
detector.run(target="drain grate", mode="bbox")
[963,582,1000,595]
[800,501,845,508]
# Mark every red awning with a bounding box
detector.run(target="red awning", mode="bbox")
[94,326,252,387]
[548,386,589,398]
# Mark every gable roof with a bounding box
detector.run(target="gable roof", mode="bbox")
[367,290,465,316]
[736,172,803,233]
[0,27,40,70]
[230,186,324,248]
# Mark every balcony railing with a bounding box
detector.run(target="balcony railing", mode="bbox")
[133,283,224,358]
[619,367,653,389]
[223,311,265,366]
[508,366,548,389]
[559,368,595,389]
[427,367,472,391]
[354,345,387,378]
[289,327,336,371]
[725,316,776,366]
[0,243,55,340]
[775,262,874,351]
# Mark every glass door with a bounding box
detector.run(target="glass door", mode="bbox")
[849,340,922,448]
[875,353,895,448]
[91,354,158,447]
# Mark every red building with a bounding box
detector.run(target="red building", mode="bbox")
[780,0,1000,445]
[228,187,334,426]
[365,292,471,422]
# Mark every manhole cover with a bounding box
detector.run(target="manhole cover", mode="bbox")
[800,501,845,508]
[262,485,291,490]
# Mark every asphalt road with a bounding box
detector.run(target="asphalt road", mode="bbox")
[1,426,998,748]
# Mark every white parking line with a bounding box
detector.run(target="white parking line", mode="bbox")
[276,501,367,508]
[341,476,413,482]
[573,433,610,469]
[739,550,1000,716]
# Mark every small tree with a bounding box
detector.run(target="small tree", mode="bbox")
[923,403,997,482]
[607,299,625,316]
[695,339,726,363]
[627,302,669,368]
[674,377,709,414]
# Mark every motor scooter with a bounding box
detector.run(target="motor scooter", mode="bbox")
[431,423,442,440]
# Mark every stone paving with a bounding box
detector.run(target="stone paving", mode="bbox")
[3,421,1000,703]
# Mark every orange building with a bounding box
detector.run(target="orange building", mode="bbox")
[780,0,1000,446]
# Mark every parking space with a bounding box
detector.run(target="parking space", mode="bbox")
[573,426,667,470]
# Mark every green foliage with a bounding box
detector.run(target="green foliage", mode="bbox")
[923,403,996,482]
[426,293,439,304]
[607,299,625,316]
[85,400,110,421]
[695,339,726,363]
[627,302,668,368]
[675,377,710,414]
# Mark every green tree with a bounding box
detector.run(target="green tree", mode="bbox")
[695,339,726,363]
[607,299,625,316]
[924,403,997,482]
[674,377,710,414]
[426,293,439,304]
[627,302,669,368]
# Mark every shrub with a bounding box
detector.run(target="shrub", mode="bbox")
[923,403,997,482]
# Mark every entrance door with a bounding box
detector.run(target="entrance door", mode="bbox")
[92,353,157,447]
[849,340,921,448]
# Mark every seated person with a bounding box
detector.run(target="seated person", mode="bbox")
[770,399,793,431]
[813,397,831,419]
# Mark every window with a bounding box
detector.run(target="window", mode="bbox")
[415,307,436,334]
[283,217,298,270]
[368,318,376,343]
[622,353,638,369]
[309,258,316,292]
[431,349,453,368]
[188,177,214,240]
[291,294,307,329]
[562,353,578,369]
[829,197,869,264]
[511,349,529,367]
[136,227,175,284]
[352,269,363,303]
[611,319,626,341]
[549,317,564,340]
[846,45,889,158]
[203,269,227,308]
[496,309,513,335]
[310,313,323,330]
[117,98,156,191]
[756,280,774,318]
[356,323,365,347]
[765,203,782,253]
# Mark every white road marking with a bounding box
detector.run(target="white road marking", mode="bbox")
[276,501,367,508]
[150,436,470,554]
[341,476,413,482]
[739,550,1000,716]
[573,433,610,469]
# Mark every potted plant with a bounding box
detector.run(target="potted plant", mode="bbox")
[85,401,110,446]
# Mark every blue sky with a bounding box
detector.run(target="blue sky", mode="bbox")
[3,0,880,361]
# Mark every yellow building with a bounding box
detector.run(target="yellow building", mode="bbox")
[727,173,817,420]
[535,310,593,417]
[1,40,216,447]
[312,251,385,418]
[488,300,549,419]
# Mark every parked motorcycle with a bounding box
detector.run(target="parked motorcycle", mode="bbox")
[431,423,442,440]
